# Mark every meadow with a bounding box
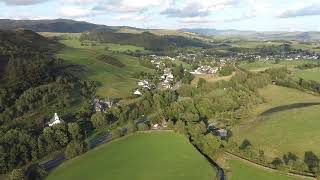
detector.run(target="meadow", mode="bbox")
[293,67,320,82]
[232,85,320,157]
[229,159,301,180]
[46,132,217,180]
[239,60,317,71]
[57,38,154,97]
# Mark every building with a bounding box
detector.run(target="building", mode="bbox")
[134,89,142,96]
[217,129,228,138]
[48,113,63,127]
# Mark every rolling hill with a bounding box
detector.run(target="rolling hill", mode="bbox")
[180,28,320,41]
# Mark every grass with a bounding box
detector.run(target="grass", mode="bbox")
[232,85,320,157]
[293,68,320,82]
[57,38,154,97]
[46,132,217,180]
[239,60,317,72]
[229,159,301,180]
[191,72,235,85]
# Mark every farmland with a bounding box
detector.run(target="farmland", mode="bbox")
[46,132,217,180]
[57,37,154,97]
[228,159,301,180]
[232,85,320,157]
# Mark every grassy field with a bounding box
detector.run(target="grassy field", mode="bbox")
[191,72,235,85]
[232,85,320,157]
[47,132,217,180]
[293,68,320,82]
[229,159,301,180]
[239,60,317,71]
[57,38,154,97]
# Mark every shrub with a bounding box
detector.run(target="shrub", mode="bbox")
[65,141,87,159]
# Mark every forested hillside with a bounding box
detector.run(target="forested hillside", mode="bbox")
[0,19,110,33]
[80,31,211,51]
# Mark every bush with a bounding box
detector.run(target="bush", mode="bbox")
[9,169,24,180]
[65,141,87,159]
[111,128,123,139]
[137,123,149,131]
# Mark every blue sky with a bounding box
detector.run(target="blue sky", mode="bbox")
[0,0,320,31]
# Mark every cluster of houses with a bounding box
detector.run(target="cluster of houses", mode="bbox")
[93,98,114,112]
[160,68,174,89]
[190,65,220,75]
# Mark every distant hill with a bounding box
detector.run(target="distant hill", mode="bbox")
[0,19,113,33]
[180,28,320,42]
[80,31,212,51]
[0,29,60,79]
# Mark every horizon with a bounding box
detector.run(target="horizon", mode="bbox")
[0,0,320,32]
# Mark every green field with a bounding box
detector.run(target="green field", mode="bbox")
[57,38,154,97]
[232,85,320,157]
[47,132,217,180]
[239,60,317,71]
[293,67,320,82]
[229,159,300,180]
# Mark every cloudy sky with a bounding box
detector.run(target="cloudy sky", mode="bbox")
[0,0,320,31]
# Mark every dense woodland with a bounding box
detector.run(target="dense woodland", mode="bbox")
[80,31,211,51]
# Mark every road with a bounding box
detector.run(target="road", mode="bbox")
[41,132,113,171]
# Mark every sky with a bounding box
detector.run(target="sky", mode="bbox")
[0,0,320,31]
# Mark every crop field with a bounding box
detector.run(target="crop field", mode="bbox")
[232,85,320,157]
[47,132,217,180]
[57,38,154,97]
[229,159,301,180]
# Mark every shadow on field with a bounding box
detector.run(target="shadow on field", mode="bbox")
[259,102,320,116]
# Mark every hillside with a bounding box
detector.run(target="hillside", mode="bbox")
[0,19,111,33]
[80,31,212,51]
[0,29,60,78]
[180,28,320,41]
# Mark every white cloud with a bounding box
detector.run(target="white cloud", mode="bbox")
[115,14,150,22]
[60,6,93,17]
[0,0,48,5]
[63,0,97,4]
[94,0,172,13]
[278,3,320,18]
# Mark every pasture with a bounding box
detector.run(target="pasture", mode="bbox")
[229,159,301,180]
[46,132,217,180]
[293,67,320,82]
[239,60,317,71]
[57,38,154,97]
[232,85,320,157]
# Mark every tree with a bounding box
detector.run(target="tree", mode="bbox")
[271,157,283,169]
[137,123,149,131]
[304,151,319,172]
[127,120,137,134]
[90,112,107,130]
[111,128,123,139]
[65,141,87,159]
[197,78,206,88]
[239,139,251,150]
[9,169,24,180]
[174,120,186,135]
[68,123,82,140]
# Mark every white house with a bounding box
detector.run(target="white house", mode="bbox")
[48,113,63,127]
[134,89,142,96]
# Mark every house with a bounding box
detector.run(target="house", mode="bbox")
[217,129,228,138]
[48,113,63,127]
[93,99,110,112]
[134,89,142,96]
